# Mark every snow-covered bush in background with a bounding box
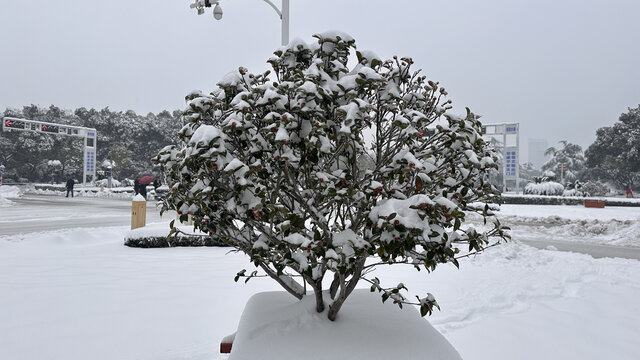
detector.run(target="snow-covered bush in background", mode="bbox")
[96,178,122,187]
[562,180,585,197]
[524,181,564,196]
[542,141,585,182]
[155,33,507,321]
[581,180,609,197]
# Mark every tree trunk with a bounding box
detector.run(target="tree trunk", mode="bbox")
[314,284,325,313]
[327,258,366,321]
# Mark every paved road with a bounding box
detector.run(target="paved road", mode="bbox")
[2,194,639,261]
[520,238,640,261]
[0,194,175,236]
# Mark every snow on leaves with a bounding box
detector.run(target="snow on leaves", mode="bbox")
[155,32,507,321]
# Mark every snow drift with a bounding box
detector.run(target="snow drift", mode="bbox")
[0,185,21,207]
[229,290,461,360]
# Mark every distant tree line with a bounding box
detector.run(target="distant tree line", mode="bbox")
[0,105,183,183]
[2,103,638,191]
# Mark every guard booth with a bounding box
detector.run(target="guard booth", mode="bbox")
[2,117,97,187]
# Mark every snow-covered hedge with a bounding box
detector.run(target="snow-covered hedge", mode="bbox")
[155,32,507,321]
[524,181,564,196]
[124,222,226,248]
[124,235,225,248]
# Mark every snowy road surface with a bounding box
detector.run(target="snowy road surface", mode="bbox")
[2,194,639,260]
[518,237,640,260]
[0,194,173,236]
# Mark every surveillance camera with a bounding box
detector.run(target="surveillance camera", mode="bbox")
[213,4,223,20]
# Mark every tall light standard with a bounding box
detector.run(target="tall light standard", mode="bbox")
[190,0,290,46]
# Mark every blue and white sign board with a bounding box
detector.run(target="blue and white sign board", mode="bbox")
[481,123,520,191]
[2,116,97,187]
[505,150,517,177]
[86,151,95,173]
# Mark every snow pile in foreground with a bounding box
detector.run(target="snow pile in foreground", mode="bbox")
[0,185,21,207]
[1,226,639,360]
[230,290,460,360]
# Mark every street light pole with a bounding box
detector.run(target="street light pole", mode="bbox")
[279,0,289,46]
[192,0,290,46]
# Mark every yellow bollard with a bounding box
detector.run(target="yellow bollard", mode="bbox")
[131,195,147,230]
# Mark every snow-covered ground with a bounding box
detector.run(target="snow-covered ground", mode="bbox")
[494,204,640,247]
[0,190,639,360]
[0,185,21,207]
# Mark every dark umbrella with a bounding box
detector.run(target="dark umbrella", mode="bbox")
[138,174,154,185]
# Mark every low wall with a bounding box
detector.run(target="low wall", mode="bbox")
[502,194,640,207]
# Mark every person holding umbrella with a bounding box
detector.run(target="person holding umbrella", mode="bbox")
[137,174,154,200]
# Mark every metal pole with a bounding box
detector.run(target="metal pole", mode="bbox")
[281,0,289,46]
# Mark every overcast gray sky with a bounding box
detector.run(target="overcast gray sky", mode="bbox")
[1,0,639,161]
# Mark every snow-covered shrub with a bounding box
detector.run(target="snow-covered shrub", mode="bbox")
[524,181,564,196]
[542,141,585,182]
[562,188,582,197]
[562,180,584,197]
[155,33,507,321]
[581,180,609,197]
[96,178,122,187]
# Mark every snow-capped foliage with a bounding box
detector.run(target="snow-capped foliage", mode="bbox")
[581,180,610,197]
[542,141,585,183]
[524,180,564,196]
[585,105,640,189]
[155,33,507,321]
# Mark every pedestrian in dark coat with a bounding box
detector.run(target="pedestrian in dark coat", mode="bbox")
[134,178,140,195]
[66,178,75,198]
[139,182,147,200]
